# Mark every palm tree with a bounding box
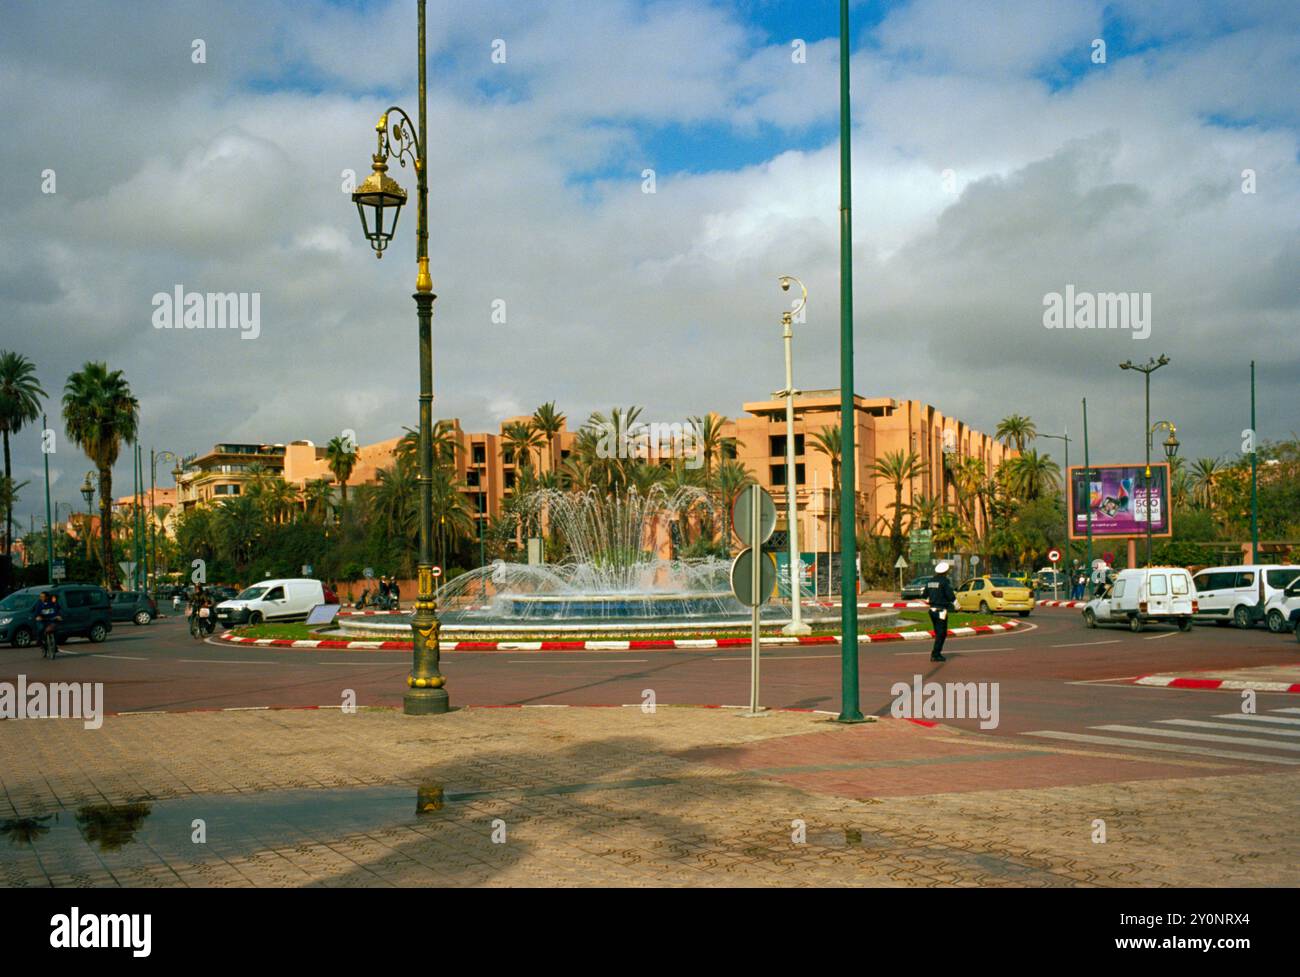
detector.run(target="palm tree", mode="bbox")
[871,449,928,562]
[810,423,843,558]
[325,436,358,508]
[63,363,138,589]
[397,419,460,469]
[502,420,546,472]
[430,467,474,569]
[302,477,334,523]
[715,460,755,543]
[996,414,1037,453]
[1190,457,1223,510]
[688,412,733,478]
[214,495,260,573]
[0,352,46,586]
[532,402,566,472]
[1004,449,1060,501]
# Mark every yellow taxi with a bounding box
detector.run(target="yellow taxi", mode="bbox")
[954,575,1034,616]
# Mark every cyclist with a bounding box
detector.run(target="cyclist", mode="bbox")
[35,591,62,658]
[189,584,216,636]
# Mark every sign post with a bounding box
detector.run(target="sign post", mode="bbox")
[1047,548,1061,599]
[731,484,776,717]
[894,554,908,591]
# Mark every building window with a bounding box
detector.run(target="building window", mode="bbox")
[505,471,515,489]
[769,434,804,457]
[213,484,240,496]
[466,470,480,487]
[472,444,486,464]
[477,493,487,513]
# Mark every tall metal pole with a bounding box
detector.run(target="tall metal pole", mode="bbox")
[1250,360,1258,565]
[779,278,809,634]
[405,0,447,715]
[836,0,863,723]
[1144,370,1151,567]
[1083,398,1092,590]
[43,413,53,585]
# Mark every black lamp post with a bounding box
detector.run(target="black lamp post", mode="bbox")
[1119,355,1169,566]
[79,473,95,565]
[349,0,446,715]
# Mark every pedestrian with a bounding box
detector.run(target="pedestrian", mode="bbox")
[389,576,401,609]
[925,561,957,662]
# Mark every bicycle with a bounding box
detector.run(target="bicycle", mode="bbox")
[188,605,211,640]
[41,625,58,660]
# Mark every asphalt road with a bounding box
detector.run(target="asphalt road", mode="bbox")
[4,609,1296,741]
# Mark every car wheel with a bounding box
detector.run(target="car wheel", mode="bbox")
[1018,610,1031,617]
[133,610,152,626]
[249,611,264,625]
[1129,615,1144,633]
[1266,609,1286,634]
[89,623,108,643]
[1178,616,1193,632]
[979,601,990,614]
[12,627,34,648]
[1232,606,1253,629]
[1083,609,1097,629]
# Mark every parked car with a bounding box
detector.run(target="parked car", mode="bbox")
[1191,565,1300,629]
[0,584,114,647]
[900,576,930,600]
[109,590,159,625]
[215,578,337,627]
[1262,576,1300,637]
[1033,568,1066,594]
[954,575,1034,616]
[1083,567,1197,632]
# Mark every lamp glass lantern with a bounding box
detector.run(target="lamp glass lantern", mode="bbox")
[1163,430,1180,462]
[352,155,408,258]
[80,475,94,507]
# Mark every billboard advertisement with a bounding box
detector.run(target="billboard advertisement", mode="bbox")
[1068,464,1171,539]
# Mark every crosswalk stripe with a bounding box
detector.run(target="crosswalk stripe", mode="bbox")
[1273,708,1300,715]
[1093,724,1300,752]
[1023,730,1300,765]
[1158,719,1300,737]
[1213,713,1300,726]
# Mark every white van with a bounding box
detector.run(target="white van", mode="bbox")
[1262,574,1300,635]
[1082,567,1197,632]
[216,578,333,627]
[1190,565,1300,630]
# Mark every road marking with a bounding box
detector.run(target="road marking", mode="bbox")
[92,654,149,661]
[712,654,842,662]
[177,659,280,665]
[1212,713,1300,726]
[1050,640,1122,648]
[1022,730,1300,765]
[1158,718,1300,737]
[507,659,649,664]
[315,661,403,666]
[895,647,1014,656]
[1093,724,1300,752]
[1273,708,1300,715]
[1143,631,1182,640]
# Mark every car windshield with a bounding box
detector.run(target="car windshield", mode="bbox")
[989,577,1021,587]
[236,587,267,600]
[907,578,927,586]
[0,592,38,611]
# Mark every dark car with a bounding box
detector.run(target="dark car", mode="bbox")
[109,590,159,625]
[901,576,930,600]
[0,584,114,647]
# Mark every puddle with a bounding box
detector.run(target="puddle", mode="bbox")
[0,784,451,867]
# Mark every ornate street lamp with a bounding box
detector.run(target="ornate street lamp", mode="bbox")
[80,473,95,563]
[775,275,810,635]
[1119,355,1170,566]
[348,0,446,715]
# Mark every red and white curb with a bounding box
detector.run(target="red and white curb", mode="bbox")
[218,620,1021,652]
[1133,674,1300,693]
[1037,600,1086,608]
[103,703,932,719]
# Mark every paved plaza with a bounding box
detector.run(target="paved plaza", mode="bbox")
[2,706,1294,887]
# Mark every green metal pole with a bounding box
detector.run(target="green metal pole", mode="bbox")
[43,413,53,586]
[1063,431,1069,565]
[1144,371,1151,567]
[1083,398,1092,591]
[1250,360,1258,565]
[836,0,863,723]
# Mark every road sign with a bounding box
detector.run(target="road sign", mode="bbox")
[119,561,136,583]
[894,556,908,569]
[970,555,980,567]
[52,559,66,581]
[730,549,776,607]
[1048,549,1061,564]
[908,528,932,562]
[732,487,775,546]
[302,564,313,577]
[432,566,443,578]
[363,567,375,579]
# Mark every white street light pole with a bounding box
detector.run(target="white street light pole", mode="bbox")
[778,276,811,635]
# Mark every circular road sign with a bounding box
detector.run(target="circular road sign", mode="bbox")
[432,566,443,578]
[732,487,776,547]
[1048,549,1061,563]
[730,549,777,607]
[970,555,980,566]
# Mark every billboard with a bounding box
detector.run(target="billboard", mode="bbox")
[1068,463,1172,539]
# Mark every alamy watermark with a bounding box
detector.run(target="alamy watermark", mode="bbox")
[593,417,702,469]
[1042,285,1151,339]
[152,286,261,340]
[890,674,999,729]
[0,676,104,729]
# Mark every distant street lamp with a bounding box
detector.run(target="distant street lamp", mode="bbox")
[776,275,810,635]
[348,0,446,715]
[151,450,179,592]
[1119,355,1170,566]
[80,473,95,564]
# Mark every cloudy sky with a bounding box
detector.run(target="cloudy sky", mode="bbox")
[2,0,1297,527]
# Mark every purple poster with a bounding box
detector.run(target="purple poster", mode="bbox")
[1068,464,1171,538]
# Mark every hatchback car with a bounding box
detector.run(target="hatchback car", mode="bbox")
[109,590,159,625]
[0,584,114,647]
[955,576,1034,615]
[900,576,930,600]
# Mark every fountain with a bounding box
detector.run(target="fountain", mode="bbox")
[336,485,855,640]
